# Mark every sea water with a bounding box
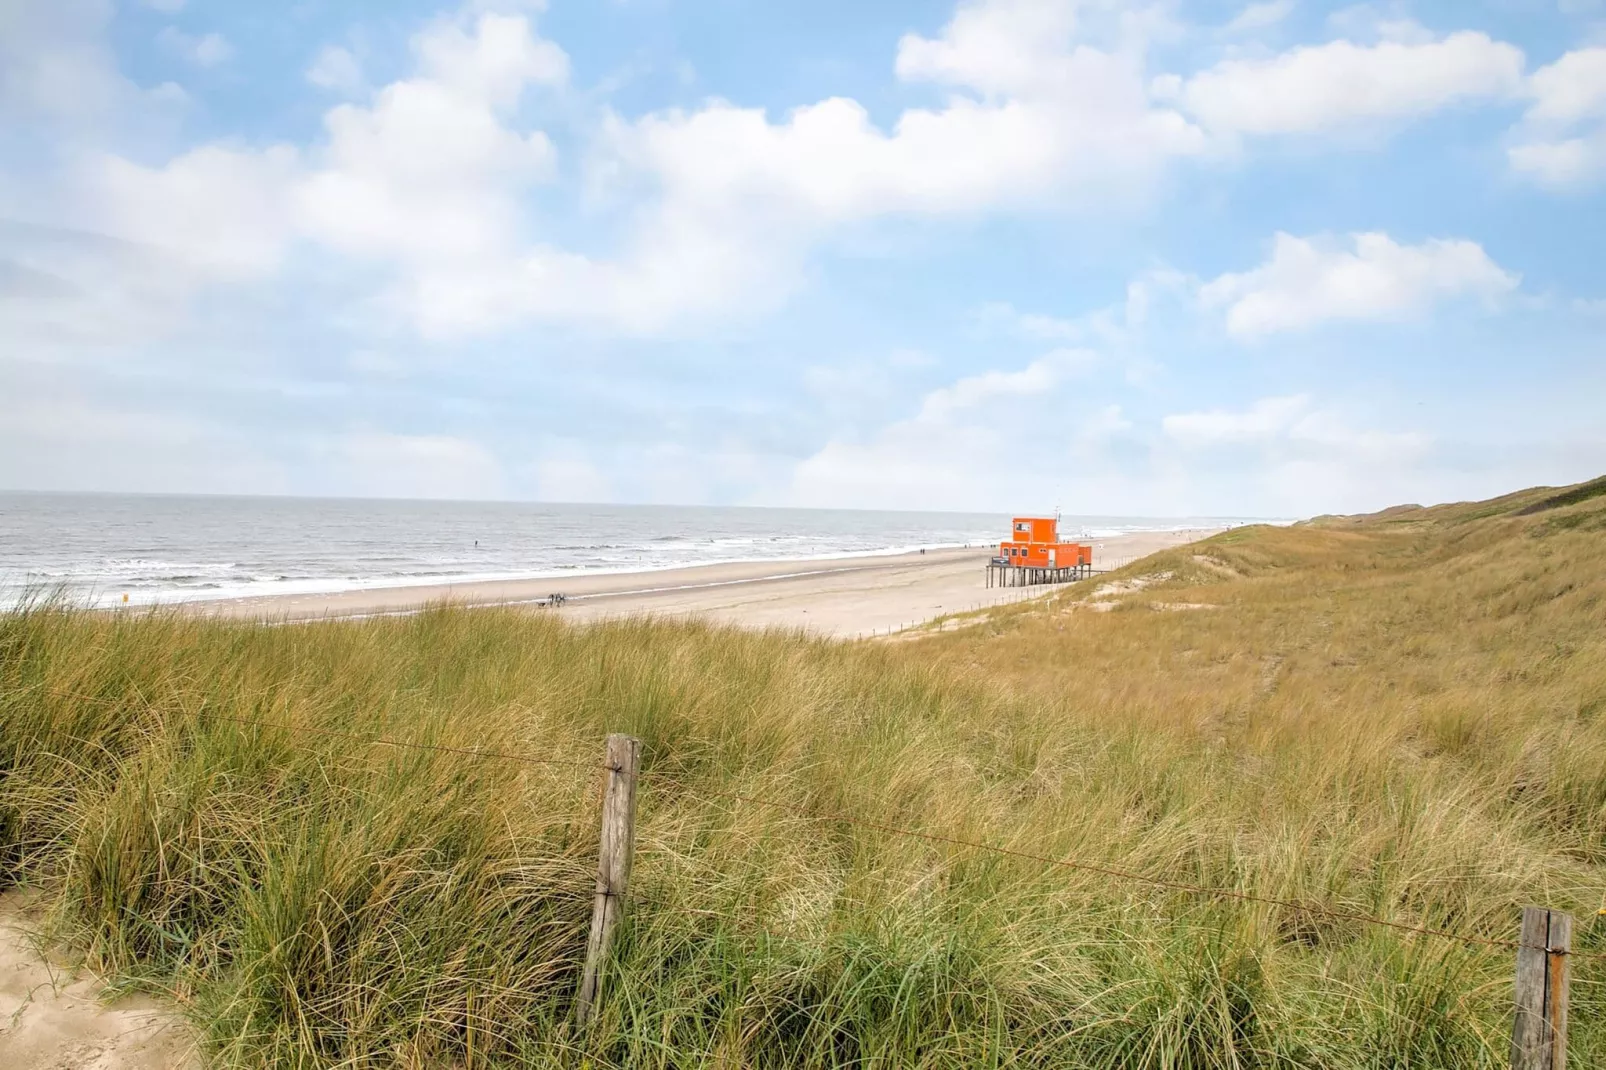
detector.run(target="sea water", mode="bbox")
[0,492,1272,608]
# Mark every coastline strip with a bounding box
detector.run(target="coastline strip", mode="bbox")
[180,530,1223,638]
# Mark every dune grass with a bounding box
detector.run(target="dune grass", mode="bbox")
[2,479,1604,1067]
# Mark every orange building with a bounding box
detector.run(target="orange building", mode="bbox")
[996,516,1091,570]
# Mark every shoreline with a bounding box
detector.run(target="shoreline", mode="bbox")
[182,529,1226,638]
[77,539,1001,609]
[36,523,1253,611]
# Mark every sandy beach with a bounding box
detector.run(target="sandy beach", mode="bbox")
[195,529,1223,637]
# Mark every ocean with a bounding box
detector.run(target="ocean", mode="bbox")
[0,493,1272,608]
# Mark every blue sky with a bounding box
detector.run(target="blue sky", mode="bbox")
[1,0,1603,516]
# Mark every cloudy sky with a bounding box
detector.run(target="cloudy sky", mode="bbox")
[1,0,1602,517]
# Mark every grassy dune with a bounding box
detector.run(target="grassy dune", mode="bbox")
[3,478,1605,1068]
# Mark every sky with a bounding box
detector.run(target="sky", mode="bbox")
[1,0,1603,518]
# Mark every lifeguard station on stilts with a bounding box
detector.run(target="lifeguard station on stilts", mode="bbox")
[985,516,1093,588]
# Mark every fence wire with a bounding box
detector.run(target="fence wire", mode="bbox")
[33,689,1605,962]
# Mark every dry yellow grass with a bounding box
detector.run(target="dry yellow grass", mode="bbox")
[1,476,1603,1067]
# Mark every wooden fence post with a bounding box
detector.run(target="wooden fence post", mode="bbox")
[1512,905,1571,1070]
[575,733,640,1028]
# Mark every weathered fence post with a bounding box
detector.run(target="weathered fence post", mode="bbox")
[1512,905,1571,1070]
[575,733,640,1027]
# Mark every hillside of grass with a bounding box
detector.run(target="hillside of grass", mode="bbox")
[3,477,1604,1068]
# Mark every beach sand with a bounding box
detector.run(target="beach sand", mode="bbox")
[0,893,198,1070]
[197,529,1223,638]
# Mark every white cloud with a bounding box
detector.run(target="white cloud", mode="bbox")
[7,0,1604,516]
[973,283,1178,388]
[893,0,1082,97]
[888,347,936,369]
[68,10,564,315]
[0,222,210,360]
[1509,47,1606,187]
[977,302,1087,341]
[530,443,613,503]
[522,0,1206,335]
[918,347,1094,421]
[412,10,568,104]
[1172,29,1524,135]
[787,373,1442,516]
[157,27,233,68]
[1524,47,1606,126]
[788,347,1101,510]
[1080,403,1133,442]
[332,431,505,500]
[85,144,302,278]
[0,356,298,497]
[289,13,567,338]
[15,0,1544,349]
[0,408,277,496]
[1322,6,1438,45]
[1,0,166,120]
[1161,394,1431,462]
[975,284,1168,346]
[297,74,557,265]
[1224,1,1295,35]
[1163,394,1313,445]
[306,45,363,94]
[1509,132,1606,186]
[1288,406,1432,458]
[0,392,204,451]
[150,10,570,337]
[806,353,912,395]
[269,0,1209,337]
[1160,394,1435,514]
[1199,232,1519,338]
[624,6,1203,221]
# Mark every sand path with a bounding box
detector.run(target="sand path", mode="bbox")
[0,893,198,1070]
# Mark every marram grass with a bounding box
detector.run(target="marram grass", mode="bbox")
[2,479,1605,1067]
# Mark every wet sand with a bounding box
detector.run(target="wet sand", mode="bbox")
[193,529,1223,638]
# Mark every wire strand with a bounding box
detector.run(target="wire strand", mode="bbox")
[26,687,1602,961]
[636,770,1599,957]
[35,688,600,772]
[209,713,601,771]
